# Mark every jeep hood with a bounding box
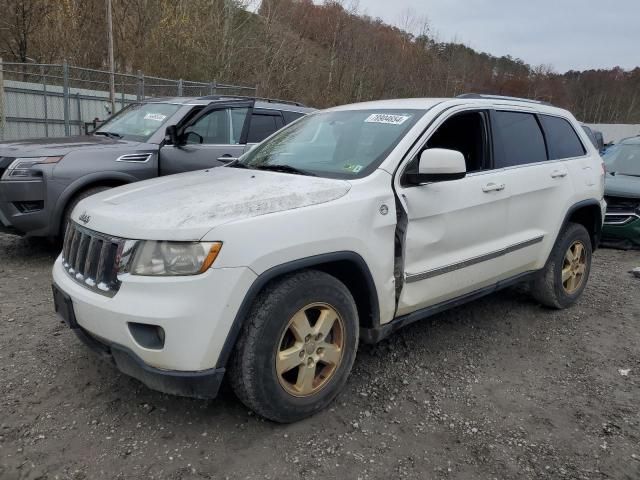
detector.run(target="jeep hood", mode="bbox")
[0,135,137,157]
[605,173,640,199]
[72,167,351,240]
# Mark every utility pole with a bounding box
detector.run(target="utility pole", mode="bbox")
[106,0,116,116]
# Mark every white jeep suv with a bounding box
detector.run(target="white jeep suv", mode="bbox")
[52,95,606,422]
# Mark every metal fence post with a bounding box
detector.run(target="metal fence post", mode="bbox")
[63,60,70,136]
[0,57,5,141]
[177,79,183,96]
[76,93,82,135]
[120,76,125,110]
[41,65,49,137]
[136,70,143,101]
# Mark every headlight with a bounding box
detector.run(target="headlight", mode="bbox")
[127,241,222,276]
[1,156,63,180]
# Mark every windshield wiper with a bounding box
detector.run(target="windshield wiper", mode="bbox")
[94,131,122,139]
[610,171,640,177]
[226,159,252,169]
[255,164,316,176]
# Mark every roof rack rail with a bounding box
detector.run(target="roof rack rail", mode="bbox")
[198,94,308,108]
[456,93,553,107]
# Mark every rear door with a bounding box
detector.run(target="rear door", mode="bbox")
[159,100,253,175]
[492,110,579,277]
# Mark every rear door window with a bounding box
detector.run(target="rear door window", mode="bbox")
[539,115,586,159]
[493,111,547,168]
[282,110,305,125]
[247,113,284,143]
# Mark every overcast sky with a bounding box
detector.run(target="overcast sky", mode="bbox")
[351,0,639,73]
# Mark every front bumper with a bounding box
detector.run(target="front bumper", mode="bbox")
[602,215,640,249]
[0,179,49,236]
[52,255,257,396]
[73,320,224,399]
[53,282,224,398]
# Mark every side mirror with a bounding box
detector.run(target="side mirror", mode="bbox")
[164,125,179,145]
[406,148,467,185]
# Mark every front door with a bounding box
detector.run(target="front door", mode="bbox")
[159,101,253,176]
[396,109,510,315]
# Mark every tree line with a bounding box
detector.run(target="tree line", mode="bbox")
[1,0,638,123]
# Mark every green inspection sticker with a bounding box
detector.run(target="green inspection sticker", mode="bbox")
[344,164,364,173]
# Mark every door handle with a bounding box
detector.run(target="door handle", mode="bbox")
[551,170,567,178]
[482,182,505,192]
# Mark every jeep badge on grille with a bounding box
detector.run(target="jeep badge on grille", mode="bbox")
[79,212,91,224]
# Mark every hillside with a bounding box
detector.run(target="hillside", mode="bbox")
[1,0,638,122]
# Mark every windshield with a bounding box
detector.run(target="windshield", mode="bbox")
[95,103,181,142]
[239,109,425,178]
[603,143,640,176]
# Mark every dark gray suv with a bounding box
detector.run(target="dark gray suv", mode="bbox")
[0,96,312,238]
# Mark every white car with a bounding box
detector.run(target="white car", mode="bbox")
[52,94,606,422]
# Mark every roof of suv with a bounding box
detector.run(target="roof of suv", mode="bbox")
[142,95,314,113]
[327,94,572,117]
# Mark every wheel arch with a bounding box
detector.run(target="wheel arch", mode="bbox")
[560,199,603,251]
[51,172,138,236]
[216,251,380,369]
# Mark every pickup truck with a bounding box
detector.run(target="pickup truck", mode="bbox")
[0,96,312,238]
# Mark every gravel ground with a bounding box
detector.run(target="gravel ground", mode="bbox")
[1,233,639,480]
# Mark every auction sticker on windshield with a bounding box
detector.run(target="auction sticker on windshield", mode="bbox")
[144,113,168,122]
[365,113,411,125]
[344,164,364,173]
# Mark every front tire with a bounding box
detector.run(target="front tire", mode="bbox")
[530,222,592,309]
[229,270,359,423]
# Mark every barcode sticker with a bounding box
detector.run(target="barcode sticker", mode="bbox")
[144,113,167,122]
[365,113,411,125]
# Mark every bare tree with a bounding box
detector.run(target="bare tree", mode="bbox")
[0,0,50,62]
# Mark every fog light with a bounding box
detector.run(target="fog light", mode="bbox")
[128,322,165,350]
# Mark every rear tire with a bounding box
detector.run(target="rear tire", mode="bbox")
[229,270,359,423]
[60,186,112,237]
[530,222,592,309]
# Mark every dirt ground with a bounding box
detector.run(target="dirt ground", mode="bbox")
[0,233,639,480]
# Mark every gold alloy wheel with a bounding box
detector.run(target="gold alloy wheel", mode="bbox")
[562,240,587,294]
[276,302,345,397]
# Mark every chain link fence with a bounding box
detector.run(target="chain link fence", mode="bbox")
[0,60,257,140]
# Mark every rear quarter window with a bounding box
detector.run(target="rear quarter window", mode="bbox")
[282,111,306,125]
[539,115,586,159]
[493,111,547,168]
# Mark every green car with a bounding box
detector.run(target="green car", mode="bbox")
[602,136,640,249]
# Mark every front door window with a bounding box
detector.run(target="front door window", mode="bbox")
[183,107,250,145]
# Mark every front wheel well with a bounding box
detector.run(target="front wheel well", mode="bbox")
[72,179,127,192]
[312,260,378,329]
[57,180,127,236]
[565,202,602,250]
[217,254,380,369]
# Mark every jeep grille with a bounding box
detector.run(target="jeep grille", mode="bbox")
[61,222,124,296]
